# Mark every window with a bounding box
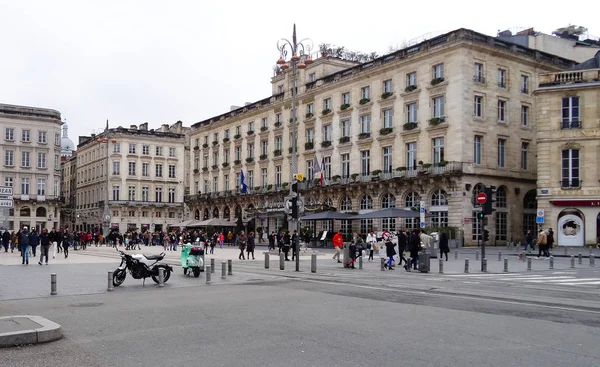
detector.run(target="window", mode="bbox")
[195,138,199,148]
[342,92,350,105]
[360,115,371,133]
[142,187,149,201]
[112,161,120,175]
[276,166,282,186]
[37,179,46,196]
[248,121,254,133]
[496,186,507,208]
[406,142,417,170]
[322,124,332,141]
[38,131,47,144]
[155,164,163,177]
[224,149,229,163]
[306,128,314,143]
[381,193,397,231]
[340,196,352,211]
[432,137,444,165]
[521,105,529,127]
[562,149,580,188]
[360,150,370,176]
[361,86,370,100]
[277,85,284,94]
[382,109,393,128]
[5,128,14,141]
[22,129,30,142]
[156,146,162,156]
[407,72,417,87]
[261,117,268,129]
[430,189,448,227]
[498,69,506,88]
[204,136,209,145]
[203,154,209,168]
[224,174,229,191]
[323,157,331,180]
[307,103,314,115]
[247,170,254,188]
[474,96,483,118]
[309,72,316,82]
[521,142,529,170]
[212,152,218,166]
[224,129,230,139]
[155,187,163,202]
[383,79,392,94]
[4,150,13,166]
[142,145,150,155]
[168,165,176,178]
[37,152,46,168]
[407,103,417,123]
[128,186,136,201]
[432,96,445,118]
[360,195,373,210]
[497,139,506,168]
[382,146,392,173]
[142,162,149,176]
[323,98,331,111]
[112,185,120,201]
[4,177,13,187]
[128,144,136,154]
[235,126,241,136]
[235,146,242,161]
[128,162,136,175]
[21,151,30,167]
[340,119,350,138]
[562,97,580,128]
[498,100,507,122]
[521,75,529,94]
[261,168,268,187]
[496,212,508,241]
[274,136,282,151]
[261,140,268,156]
[341,153,350,178]
[247,143,254,159]
[474,135,483,165]
[433,63,444,79]
[55,155,59,168]
[474,63,484,83]
[213,132,219,142]
[168,188,175,203]
[204,179,210,193]
[21,178,30,195]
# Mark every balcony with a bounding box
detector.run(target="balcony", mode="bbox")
[539,69,600,87]
[473,75,486,84]
[108,200,183,207]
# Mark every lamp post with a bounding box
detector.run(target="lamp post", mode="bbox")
[276,24,313,272]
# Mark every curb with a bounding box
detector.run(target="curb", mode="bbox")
[0,315,62,348]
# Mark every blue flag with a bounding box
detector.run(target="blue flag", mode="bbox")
[240,171,248,194]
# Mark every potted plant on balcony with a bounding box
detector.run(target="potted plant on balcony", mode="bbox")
[420,163,432,174]
[260,126,268,132]
[372,169,382,177]
[403,122,418,131]
[351,173,360,183]
[437,160,448,167]
[379,127,393,135]
[332,175,341,183]
[282,182,289,189]
[304,142,314,150]
[404,85,417,93]
[193,146,200,151]
[202,143,209,148]
[260,154,268,160]
[247,130,255,136]
[234,134,241,140]
[211,164,218,170]
[222,162,229,168]
[289,118,297,123]
[288,147,294,154]
[222,137,230,143]
[428,117,444,126]
[320,140,332,148]
[430,77,445,86]
[193,168,199,174]
[305,112,314,119]
[225,190,231,196]
[273,149,282,156]
[202,167,208,172]
[338,136,350,144]
[395,166,407,172]
[358,132,371,140]
[246,157,254,163]
[322,109,331,116]
[234,159,241,165]
[267,184,273,191]
[359,98,371,105]
[340,103,350,110]
[274,121,282,127]
[313,178,321,186]
[381,92,393,99]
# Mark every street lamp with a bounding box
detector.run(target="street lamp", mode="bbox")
[276,24,313,272]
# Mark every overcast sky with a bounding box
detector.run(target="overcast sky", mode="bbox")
[0,0,597,141]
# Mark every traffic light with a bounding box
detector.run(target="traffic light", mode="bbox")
[476,212,485,220]
[291,197,298,219]
[483,229,490,242]
[483,186,497,215]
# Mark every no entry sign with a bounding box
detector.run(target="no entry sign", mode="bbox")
[476,192,487,205]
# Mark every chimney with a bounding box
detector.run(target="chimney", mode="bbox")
[129,125,137,131]
[139,122,148,131]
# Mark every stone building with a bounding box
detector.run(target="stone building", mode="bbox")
[0,103,63,231]
[75,122,187,233]
[535,51,600,246]
[187,28,577,245]
[59,152,77,230]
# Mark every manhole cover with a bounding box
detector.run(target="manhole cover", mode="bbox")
[69,302,103,308]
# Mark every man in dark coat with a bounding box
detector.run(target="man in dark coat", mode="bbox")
[30,229,40,257]
[547,228,555,255]
[19,227,31,265]
[39,228,51,265]
[291,230,298,261]
[396,230,408,266]
[246,232,256,260]
[406,230,421,271]
[439,232,450,261]
[237,231,247,260]
[283,231,291,261]
[268,231,276,251]
[1,229,10,252]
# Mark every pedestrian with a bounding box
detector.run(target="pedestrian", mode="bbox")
[366,230,376,261]
[247,231,255,260]
[525,230,534,252]
[237,231,247,260]
[406,230,421,271]
[30,228,39,257]
[268,231,276,251]
[283,231,291,261]
[39,228,50,265]
[19,226,31,265]
[277,231,283,254]
[397,230,408,266]
[218,232,224,249]
[332,230,343,263]
[1,229,9,252]
[384,235,396,270]
[547,228,554,255]
[536,229,549,259]
[347,239,357,269]
[439,232,450,261]
[10,231,17,253]
[227,231,233,246]
[62,230,71,258]
[291,230,298,261]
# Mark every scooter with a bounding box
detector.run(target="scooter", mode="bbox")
[181,240,204,277]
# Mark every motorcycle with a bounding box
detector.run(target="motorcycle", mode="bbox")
[181,240,204,277]
[112,249,173,287]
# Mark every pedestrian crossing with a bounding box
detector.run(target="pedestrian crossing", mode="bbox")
[445,272,600,287]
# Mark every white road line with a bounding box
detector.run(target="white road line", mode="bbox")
[446,273,525,277]
[494,276,575,281]
[525,278,598,283]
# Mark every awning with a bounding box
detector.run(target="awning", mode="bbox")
[196,218,238,227]
[169,219,203,228]
[353,208,420,219]
[299,211,357,221]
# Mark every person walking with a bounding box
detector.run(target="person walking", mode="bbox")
[283,231,291,261]
[406,230,421,271]
[291,230,298,261]
[536,229,549,259]
[2,229,10,252]
[39,228,50,265]
[396,230,408,266]
[30,229,39,257]
[268,231,276,251]
[19,227,31,264]
[525,230,534,252]
[218,232,224,249]
[246,232,256,260]
[62,230,71,259]
[366,230,376,261]
[237,231,247,260]
[439,232,450,261]
[383,236,396,270]
[277,231,283,254]
[547,228,555,255]
[332,230,343,263]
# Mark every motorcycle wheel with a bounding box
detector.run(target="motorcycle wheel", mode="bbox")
[183,267,188,275]
[193,267,200,278]
[113,268,126,287]
[152,265,171,284]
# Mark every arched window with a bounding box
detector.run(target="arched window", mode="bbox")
[495,186,509,241]
[212,207,219,218]
[381,193,396,231]
[403,191,420,229]
[430,189,447,207]
[360,195,373,210]
[36,207,47,218]
[323,198,333,208]
[223,206,231,220]
[523,190,537,235]
[203,208,209,220]
[359,195,374,234]
[194,209,200,220]
[496,186,507,208]
[340,196,352,211]
[430,189,448,227]
[20,207,30,217]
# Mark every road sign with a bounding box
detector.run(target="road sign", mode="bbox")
[536,208,545,224]
[420,221,425,228]
[419,201,425,228]
[476,192,487,205]
[0,186,13,196]
[0,199,14,208]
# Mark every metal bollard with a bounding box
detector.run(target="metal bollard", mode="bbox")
[358,254,363,270]
[211,258,215,273]
[311,253,317,273]
[503,258,508,273]
[380,257,385,271]
[228,259,233,276]
[280,252,285,270]
[439,258,444,274]
[264,252,270,269]
[527,257,532,271]
[454,250,458,260]
[482,258,487,273]
[206,265,211,284]
[522,252,527,262]
[51,273,57,295]
[578,253,583,265]
[590,247,593,257]
[590,255,596,267]
[406,257,412,272]
[464,258,469,273]
[107,271,114,291]
[498,251,502,261]
[570,255,575,268]
[549,256,554,269]
[475,250,479,261]
[158,268,164,287]
[221,261,226,279]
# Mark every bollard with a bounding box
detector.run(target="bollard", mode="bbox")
[590,247,593,257]
[578,253,583,265]
[521,252,526,262]
[498,251,502,261]
[482,258,487,273]
[475,250,479,261]
[380,257,385,271]
[280,253,285,270]
[51,273,57,295]
[464,258,469,273]
[358,254,363,270]
[549,256,554,269]
[570,255,575,268]
[211,258,215,273]
[439,258,444,274]
[564,247,568,256]
[206,265,211,284]
[228,259,233,276]
[454,250,458,260]
[406,258,412,272]
[221,261,226,279]
[107,271,114,291]
[590,255,596,267]
[158,268,164,287]
[503,258,508,273]
[527,257,532,271]
[311,253,317,273]
[264,252,270,269]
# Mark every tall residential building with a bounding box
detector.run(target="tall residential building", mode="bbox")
[0,103,63,231]
[75,122,187,233]
[186,28,577,245]
[535,51,600,246]
[60,152,77,229]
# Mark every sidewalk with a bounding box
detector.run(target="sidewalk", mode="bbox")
[0,316,62,347]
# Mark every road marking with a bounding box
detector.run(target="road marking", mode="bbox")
[526,278,599,283]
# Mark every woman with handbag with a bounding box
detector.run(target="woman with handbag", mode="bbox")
[366,230,377,261]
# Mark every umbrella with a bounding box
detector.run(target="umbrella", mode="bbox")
[299,211,357,221]
[355,208,420,219]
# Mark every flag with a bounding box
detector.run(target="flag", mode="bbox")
[240,171,248,194]
[313,155,322,185]
[321,157,327,186]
